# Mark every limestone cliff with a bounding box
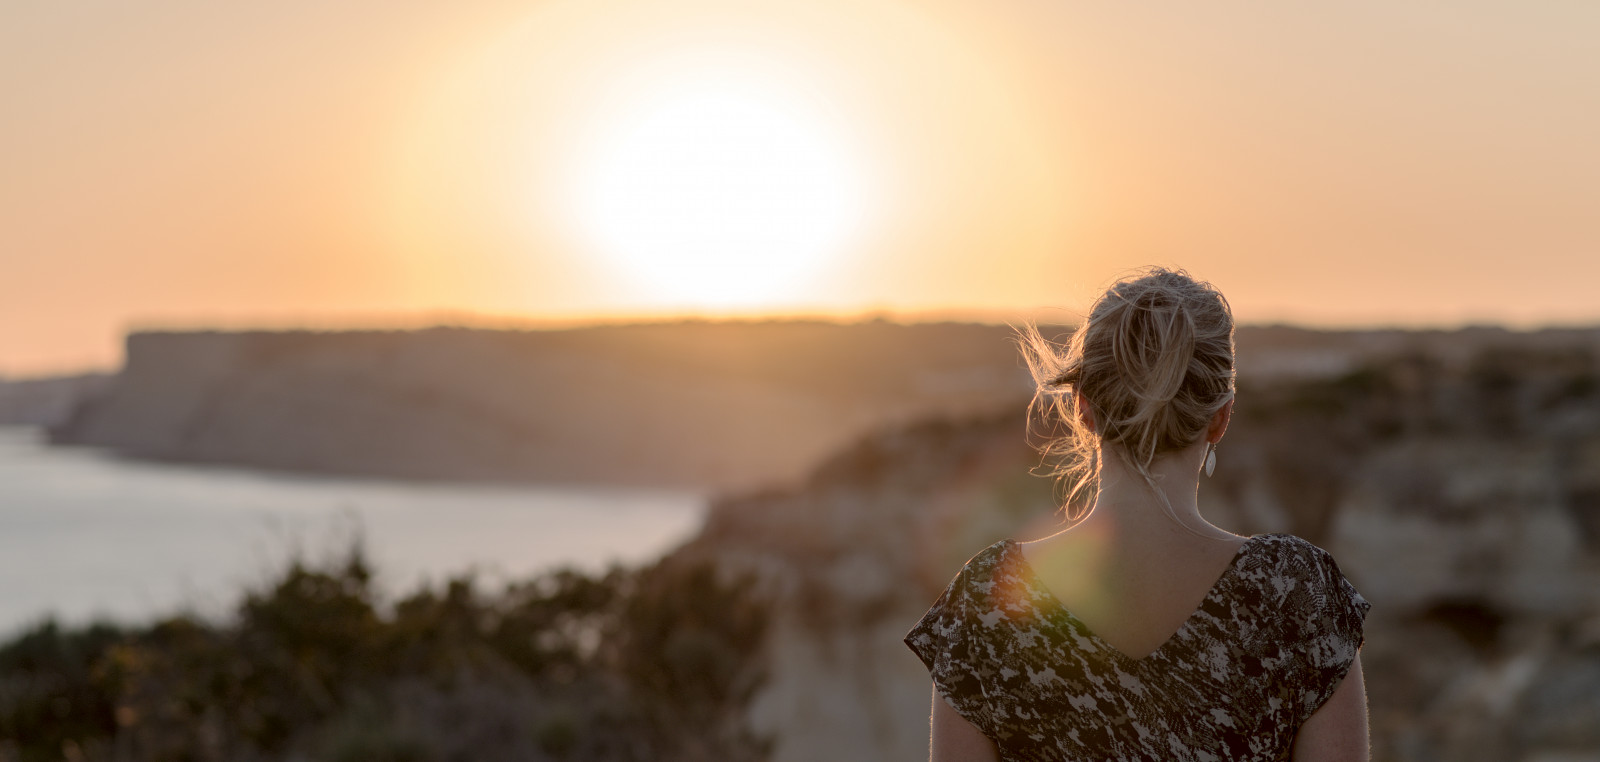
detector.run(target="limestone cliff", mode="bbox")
[49,322,1034,490]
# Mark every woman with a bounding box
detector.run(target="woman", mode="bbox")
[905,268,1371,761]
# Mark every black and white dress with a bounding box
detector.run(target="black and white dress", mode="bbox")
[904,533,1370,761]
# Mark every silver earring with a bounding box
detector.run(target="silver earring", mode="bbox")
[1204,444,1217,477]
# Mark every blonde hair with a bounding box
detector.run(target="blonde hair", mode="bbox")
[1017,267,1236,525]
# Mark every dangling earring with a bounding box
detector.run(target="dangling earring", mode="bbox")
[1204,443,1217,477]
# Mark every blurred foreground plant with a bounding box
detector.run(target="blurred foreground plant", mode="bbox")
[0,545,769,762]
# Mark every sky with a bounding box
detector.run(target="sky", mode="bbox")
[3,0,1598,375]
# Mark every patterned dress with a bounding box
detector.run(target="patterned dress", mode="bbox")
[904,533,1370,761]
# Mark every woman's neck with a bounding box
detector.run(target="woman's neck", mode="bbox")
[1079,441,1237,543]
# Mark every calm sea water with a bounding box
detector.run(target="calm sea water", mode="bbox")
[0,426,707,637]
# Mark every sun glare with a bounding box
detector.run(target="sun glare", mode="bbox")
[572,79,869,308]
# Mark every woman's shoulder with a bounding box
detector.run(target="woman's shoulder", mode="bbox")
[956,537,1016,581]
[908,539,1026,625]
[1247,531,1334,561]
[903,540,1013,675]
[947,533,1361,607]
[922,539,1015,609]
[1241,533,1358,586]
[1239,532,1372,636]
[1241,534,1374,723]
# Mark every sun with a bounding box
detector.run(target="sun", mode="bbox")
[571,77,870,308]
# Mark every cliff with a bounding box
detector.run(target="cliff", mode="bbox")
[665,337,1600,762]
[49,321,1033,490]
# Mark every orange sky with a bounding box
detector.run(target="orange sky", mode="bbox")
[3,0,1598,375]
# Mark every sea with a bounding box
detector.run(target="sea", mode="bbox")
[0,426,707,638]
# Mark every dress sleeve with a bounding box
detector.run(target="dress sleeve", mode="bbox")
[1283,544,1372,725]
[904,566,997,735]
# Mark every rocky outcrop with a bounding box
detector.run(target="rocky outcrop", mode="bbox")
[666,337,1600,762]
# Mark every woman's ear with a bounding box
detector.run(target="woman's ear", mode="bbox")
[1075,393,1097,434]
[1207,398,1234,444]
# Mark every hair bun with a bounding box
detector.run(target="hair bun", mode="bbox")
[1111,287,1197,411]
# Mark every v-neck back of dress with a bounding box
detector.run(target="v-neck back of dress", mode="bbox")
[1002,535,1258,664]
[905,532,1372,761]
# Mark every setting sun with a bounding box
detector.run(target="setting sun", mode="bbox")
[570,77,870,307]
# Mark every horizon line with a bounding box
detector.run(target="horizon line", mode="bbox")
[8,310,1600,381]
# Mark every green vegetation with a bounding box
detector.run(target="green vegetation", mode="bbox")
[0,548,769,762]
